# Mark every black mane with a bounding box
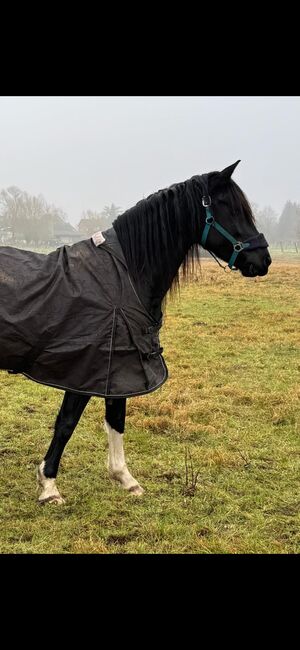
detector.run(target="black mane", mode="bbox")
[113,174,255,295]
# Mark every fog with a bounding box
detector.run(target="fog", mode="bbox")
[0,96,300,225]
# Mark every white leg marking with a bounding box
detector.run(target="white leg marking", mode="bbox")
[104,419,144,496]
[37,461,65,505]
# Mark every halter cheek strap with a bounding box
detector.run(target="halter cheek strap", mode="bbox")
[200,195,269,270]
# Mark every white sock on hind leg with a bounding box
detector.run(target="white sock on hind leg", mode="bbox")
[104,419,144,495]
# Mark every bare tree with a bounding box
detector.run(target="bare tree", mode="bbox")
[0,186,25,241]
[77,204,122,236]
[256,206,278,243]
[0,187,70,245]
[101,203,122,223]
[278,201,300,240]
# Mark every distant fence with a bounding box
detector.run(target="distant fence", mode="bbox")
[269,241,300,254]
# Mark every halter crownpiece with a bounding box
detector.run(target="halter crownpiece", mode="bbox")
[200,194,269,270]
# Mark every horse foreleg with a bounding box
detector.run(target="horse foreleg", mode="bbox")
[104,398,144,496]
[37,391,90,504]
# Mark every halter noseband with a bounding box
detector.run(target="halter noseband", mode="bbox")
[200,194,269,271]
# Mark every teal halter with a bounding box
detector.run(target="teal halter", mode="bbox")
[200,195,268,270]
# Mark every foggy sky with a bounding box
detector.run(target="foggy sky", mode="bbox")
[0,96,299,225]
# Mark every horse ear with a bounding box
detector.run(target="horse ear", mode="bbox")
[220,160,241,180]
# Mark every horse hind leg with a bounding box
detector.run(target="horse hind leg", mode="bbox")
[104,398,144,496]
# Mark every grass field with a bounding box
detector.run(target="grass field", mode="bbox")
[0,259,299,554]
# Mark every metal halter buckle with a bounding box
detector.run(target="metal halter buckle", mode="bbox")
[233,242,244,252]
[202,195,211,208]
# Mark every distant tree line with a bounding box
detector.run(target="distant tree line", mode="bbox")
[0,184,299,248]
[0,186,122,245]
[77,204,122,236]
[0,186,70,245]
[252,201,300,243]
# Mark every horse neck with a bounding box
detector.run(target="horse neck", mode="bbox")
[131,200,196,318]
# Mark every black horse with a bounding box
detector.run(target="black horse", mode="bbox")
[1,161,272,503]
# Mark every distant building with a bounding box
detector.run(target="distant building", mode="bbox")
[0,216,82,247]
[49,218,82,245]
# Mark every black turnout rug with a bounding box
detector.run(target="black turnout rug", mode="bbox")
[0,228,167,397]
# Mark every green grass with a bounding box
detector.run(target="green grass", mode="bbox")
[0,260,299,554]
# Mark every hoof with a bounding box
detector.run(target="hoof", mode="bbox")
[128,484,145,497]
[37,462,64,505]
